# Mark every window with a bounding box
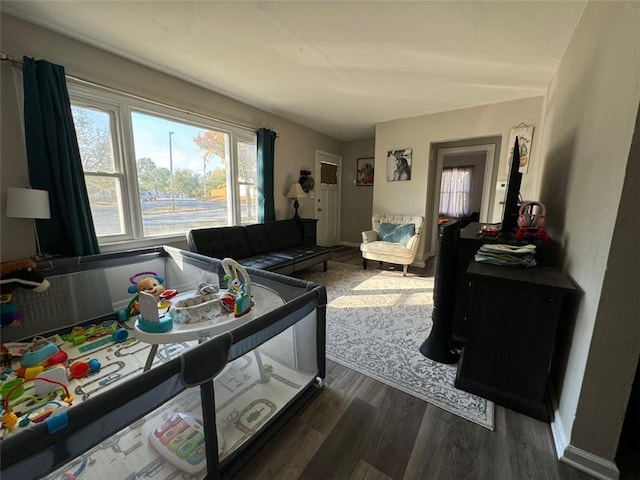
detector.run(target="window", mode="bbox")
[439,166,474,217]
[69,83,257,246]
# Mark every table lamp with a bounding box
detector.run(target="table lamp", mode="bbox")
[286,183,306,220]
[6,187,51,259]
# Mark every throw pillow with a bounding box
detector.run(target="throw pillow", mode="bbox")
[378,222,416,244]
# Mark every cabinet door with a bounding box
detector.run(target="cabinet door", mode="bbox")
[451,241,478,341]
[297,219,318,246]
[460,280,565,402]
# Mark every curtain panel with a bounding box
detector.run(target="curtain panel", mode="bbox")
[256,128,277,223]
[23,56,99,256]
[439,166,473,218]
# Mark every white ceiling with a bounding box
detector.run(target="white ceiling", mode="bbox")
[2,1,586,141]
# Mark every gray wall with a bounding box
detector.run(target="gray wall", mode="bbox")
[537,1,640,475]
[340,137,375,245]
[375,96,544,260]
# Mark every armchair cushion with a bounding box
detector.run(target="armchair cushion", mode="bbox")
[378,222,415,245]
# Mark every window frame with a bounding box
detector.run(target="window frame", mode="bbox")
[67,81,257,251]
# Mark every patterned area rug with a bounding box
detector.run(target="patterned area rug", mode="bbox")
[296,261,494,430]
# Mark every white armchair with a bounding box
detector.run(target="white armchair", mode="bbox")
[360,214,424,276]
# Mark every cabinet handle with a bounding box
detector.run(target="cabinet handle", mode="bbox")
[547,297,556,303]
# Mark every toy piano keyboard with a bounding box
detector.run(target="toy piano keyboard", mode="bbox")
[149,412,224,475]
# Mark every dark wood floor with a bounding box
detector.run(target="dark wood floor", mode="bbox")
[235,247,594,480]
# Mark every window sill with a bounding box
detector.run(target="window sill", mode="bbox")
[99,235,189,254]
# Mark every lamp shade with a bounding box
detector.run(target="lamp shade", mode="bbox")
[6,187,51,219]
[286,183,307,199]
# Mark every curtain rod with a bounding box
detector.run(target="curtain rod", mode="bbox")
[1,51,261,133]
[1,51,23,66]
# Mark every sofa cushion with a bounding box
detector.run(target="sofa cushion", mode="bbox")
[187,226,253,260]
[378,222,415,244]
[239,254,293,272]
[245,223,272,255]
[264,220,303,250]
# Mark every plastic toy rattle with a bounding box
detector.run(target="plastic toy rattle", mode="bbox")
[220,258,253,317]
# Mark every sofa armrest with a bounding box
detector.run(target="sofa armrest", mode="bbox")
[362,230,377,243]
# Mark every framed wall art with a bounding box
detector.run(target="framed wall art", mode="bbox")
[387,148,412,181]
[356,157,374,186]
[506,125,534,174]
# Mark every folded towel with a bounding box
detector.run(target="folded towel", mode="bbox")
[475,244,537,267]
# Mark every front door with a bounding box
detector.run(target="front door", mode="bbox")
[315,151,341,247]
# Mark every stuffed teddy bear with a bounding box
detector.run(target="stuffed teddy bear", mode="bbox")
[126,272,166,316]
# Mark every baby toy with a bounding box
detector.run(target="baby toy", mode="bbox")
[0,259,50,327]
[220,258,253,317]
[126,271,166,316]
[137,290,173,333]
[1,376,74,431]
[20,337,59,367]
[68,359,101,379]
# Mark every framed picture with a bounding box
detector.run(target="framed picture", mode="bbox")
[506,125,534,174]
[387,148,412,181]
[356,157,374,186]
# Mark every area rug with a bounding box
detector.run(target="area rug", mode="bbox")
[295,261,494,430]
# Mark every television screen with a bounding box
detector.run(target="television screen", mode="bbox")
[500,137,523,236]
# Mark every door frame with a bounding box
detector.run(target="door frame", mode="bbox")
[431,144,496,255]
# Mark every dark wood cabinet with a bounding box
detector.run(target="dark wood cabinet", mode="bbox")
[296,218,318,246]
[451,223,545,343]
[455,262,575,422]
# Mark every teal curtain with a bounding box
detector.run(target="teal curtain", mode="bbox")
[23,57,99,256]
[256,128,277,222]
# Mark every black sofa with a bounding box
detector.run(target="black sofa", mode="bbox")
[187,219,332,275]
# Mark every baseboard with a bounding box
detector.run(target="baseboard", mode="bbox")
[561,446,620,480]
[340,241,360,248]
[549,385,620,480]
[549,383,568,458]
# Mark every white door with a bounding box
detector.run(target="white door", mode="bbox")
[315,151,341,247]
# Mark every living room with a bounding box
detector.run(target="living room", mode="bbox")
[1,2,638,480]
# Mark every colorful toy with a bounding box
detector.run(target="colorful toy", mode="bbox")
[1,376,74,431]
[126,271,166,316]
[220,258,253,317]
[69,359,101,378]
[149,413,215,474]
[34,366,68,396]
[21,338,59,367]
[137,290,173,333]
[65,320,119,345]
[0,259,50,327]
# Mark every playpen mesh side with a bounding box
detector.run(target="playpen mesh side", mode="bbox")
[1,332,232,480]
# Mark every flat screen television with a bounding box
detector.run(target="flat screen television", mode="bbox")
[500,136,523,236]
